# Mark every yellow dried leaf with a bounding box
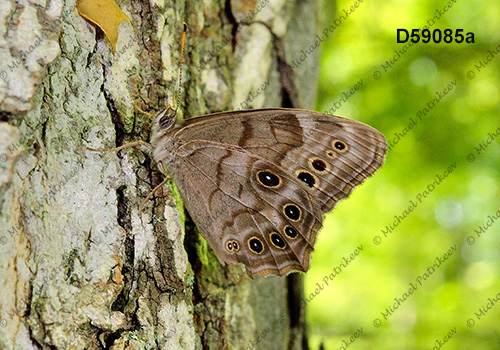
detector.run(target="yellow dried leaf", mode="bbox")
[77,0,133,53]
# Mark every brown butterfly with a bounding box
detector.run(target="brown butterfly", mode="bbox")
[149,107,387,277]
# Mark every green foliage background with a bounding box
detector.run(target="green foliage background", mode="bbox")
[307,0,500,348]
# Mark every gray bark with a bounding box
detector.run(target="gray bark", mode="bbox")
[0,0,320,349]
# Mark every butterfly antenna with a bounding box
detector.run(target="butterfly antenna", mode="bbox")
[169,22,187,116]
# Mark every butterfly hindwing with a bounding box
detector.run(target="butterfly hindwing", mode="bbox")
[169,141,322,277]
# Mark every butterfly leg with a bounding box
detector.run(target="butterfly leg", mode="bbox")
[139,176,170,217]
[87,140,153,154]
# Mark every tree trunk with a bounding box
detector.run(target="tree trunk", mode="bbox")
[0,0,320,349]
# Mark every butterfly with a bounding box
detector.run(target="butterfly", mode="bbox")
[148,107,387,277]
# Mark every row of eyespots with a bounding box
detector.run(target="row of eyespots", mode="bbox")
[252,170,304,254]
[295,139,348,188]
[237,140,349,256]
[225,226,299,254]
[255,139,348,190]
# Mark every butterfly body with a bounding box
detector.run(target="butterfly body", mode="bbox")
[151,108,387,277]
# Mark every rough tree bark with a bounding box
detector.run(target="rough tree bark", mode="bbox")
[0,0,321,349]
